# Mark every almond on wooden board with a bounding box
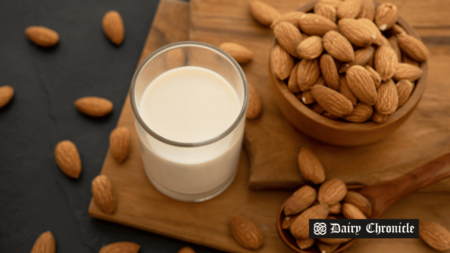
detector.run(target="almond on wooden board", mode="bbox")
[357,0,375,20]
[346,65,377,105]
[343,103,373,123]
[419,221,450,251]
[288,62,301,94]
[296,238,315,250]
[249,0,280,27]
[358,18,383,46]
[323,31,354,62]
[318,178,348,205]
[338,18,374,47]
[371,111,388,123]
[337,0,362,19]
[230,215,264,250]
[339,46,374,73]
[317,241,340,253]
[329,202,342,214]
[297,58,321,91]
[320,54,340,90]
[25,26,59,47]
[270,11,305,29]
[393,63,422,81]
[375,79,398,114]
[375,3,398,31]
[339,76,357,106]
[274,22,302,57]
[102,11,125,45]
[54,140,82,179]
[374,46,398,81]
[396,79,414,108]
[342,203,367,219]
[364,65,381,88]
[246,83,262,119]
[344,191,372,217]
[100,242,141,253]
[110,127,131,163]
[271,45,294,80]
[0,85,14,108]
[219,42,253,64]
[297,36,323,60]
[397,33,430,62]
[75,96,113,117]
[388,36,402,62]
[284,185,317,215]
[314,3,336,22]
[299,13,338,36]
[311,85,353,118]
[92,175,116,214]
[30,231,55,253]
[297,147,326,184]
[290,204,329,239]
[178,246,196,253]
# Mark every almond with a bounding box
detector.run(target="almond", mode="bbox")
[219,42,253,64]
[92,175,116,214]
[25,26,59,47]
[346,65,378,105]
[296,238,315,250]
[320,238,351,244]
[317,241,340,253]
[343,103,373,123]
[300,91,316,104]
[299,13,338,36]
[297,36,322,60]
[297,147,326,184]
[317,0,343,9]
[375,3,398,31]
[30,231,55,253]
[274,22,302,57]
[315,76,326,86]
[230,215,264,250]
[344,191,372,217]
[311,85,353,117]
[357,0,375,20]
[323,112,339,120]
[271,45,294,80]
[374,46,398,81]
[339,46,374,73]
[314,3,336,22]
[323,31,354,62]
[339,76,357,106]
[282,216,296,229]
[165,48,186,69]
[371,112,388,123]
[393,63,422,81]
[0,85,14,108]
[290,204,329,239]
[380,35,391,47]
[249,0,280,27]
[364,65,382,88]
[337,0,362,19]
[329,202,342,214]
[397,33,429,62]
[284,185,317,215]
[358,18,383,46]
[342,203,367,219]
[110,127,130,163]
[311,104,326,114]
[247,83,262,119]
[271,11,305,29]
[75,96,113,117]
[388,24,406,36]
[102,11,125,45]
[100,242,141,253]
[419,221,450,251]
[297,58,321,91]
[288,62,301,93]
[178,247,196,253]
[402,54,420,67]
[54,140,82,179]
[396,80,414,108]
[388,36,402,62]
[338,18,374,47]
[320,54,340,90]
[375,79,398,114]
[318,178,348,205]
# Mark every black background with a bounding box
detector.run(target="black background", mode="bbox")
[0,0,221,252]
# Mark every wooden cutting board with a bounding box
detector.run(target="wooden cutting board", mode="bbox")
[190,0,450,191]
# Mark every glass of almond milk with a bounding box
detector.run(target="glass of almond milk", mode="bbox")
[130,42,248,202]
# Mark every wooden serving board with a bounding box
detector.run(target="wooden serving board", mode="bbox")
[87,0,450,252]
[190,0,450,191]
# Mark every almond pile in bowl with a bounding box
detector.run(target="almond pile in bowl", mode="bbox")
[268,0,429,124]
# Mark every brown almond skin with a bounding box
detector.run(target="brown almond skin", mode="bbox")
[102,11,125,45]
[75,96,113,117]
[219,42,253,64]
[342,203,367,219]
[320,54,340,90]
[247,83,262,119]
[25,26,59,47]
[54,140,82,179]
[375,46,399,81]
[288,62,301,94]
[100,242,141,253]
[371,111,388,123]
[0,85,14,108]
[346,65,378,105]
[388,24,407,36]
[178,247,196,253]
[343,103,373,123]
[364,65,382,88]
[314,3,336,22]
[358,18,383,46]
[271,45,294,80]
[284,185,317,215]
[297,58,321,91]
[375,79,398,114]
[290,204,329,239]
[30,231,55,253]
[318,0,342,9]
[323,31,354,62]
[329,202,342,214]
[344,191,373,217]
[357,0,375,20]
[317,241,340,253]
[311,85,353,118]
[296,238,315,250]
[393,63,423,81]
[419,221,450,251]
[282,216,295,229]
[402,54,420,67]
[339,46,374,73]
[274,22,302,57]
[337,0,362,19]
[339,76,357,106]
[270,11,305,29]
[92,175,116,214]
[249,0,281,27]
[397,33,429,62]
[338,18,374,47]
[375,3,398,31]
[297,36,323,60]
[388,36,402,62]
[299,13,338,36]
[110,127,131,163]
[396,80,414,108]
[230,216,264,250]
[318,178,347,205]
[300,91,315,104]
[298,147,326,184]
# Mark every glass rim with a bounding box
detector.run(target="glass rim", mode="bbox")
[130,41,249,148]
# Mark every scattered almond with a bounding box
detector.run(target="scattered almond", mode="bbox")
[54,140,82,179]
[374,46,398,81]
[314,3,336,22]
[317,241,340,253]
[247,83,262,119]
[343,103,373,123]
[364,65,382,88]
[346,65,377,105]
[311,85,353,118]
[320,54,340,90]
[299,13,338,36]
[419,221,450,251]
[298,147,326,184]
[342,203,367,219]
[271,45,294,80]
[297,36,323,60]
[396,80,414,108]
[337,0,362,19]
[100,242,141,253]
[393,63,423,81]
[297,59,321,91]
[25,26,59,47]
[344,191,372,217]
[357,0,375,20]
[318,178,347,205]
[102,11,125,45]
[92,175,116,214]
[375,79,398,114]
[284,185,317,215]
[371,111,388,124]
[110,127,131,163]
[249,0,281,27]
[75,96,113,117]
[0,85,14,108]
[271,11,305,29]
[30,231,55,253]
[178,247,196,253]
[219,42,253,64]
[296,238,315,250]
[290,204,329,239]
[397,33,429,62]
[230,215,264,250]
[338,18,374,47]
[274,22,302,57]
[323,31,354,62]
[339,76,357,106]
[375,3,398,31]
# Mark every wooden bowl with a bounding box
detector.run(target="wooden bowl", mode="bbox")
[269,1,428,147]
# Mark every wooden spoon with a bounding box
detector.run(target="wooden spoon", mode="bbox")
[277,153,450,252]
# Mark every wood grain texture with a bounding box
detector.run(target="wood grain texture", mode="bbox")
[190,0,450,191]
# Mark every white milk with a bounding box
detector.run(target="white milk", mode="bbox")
[138,66,244,200]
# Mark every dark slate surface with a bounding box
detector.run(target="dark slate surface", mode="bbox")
[0,0,221,252]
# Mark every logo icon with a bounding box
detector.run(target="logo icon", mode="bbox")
[313,222,327,235]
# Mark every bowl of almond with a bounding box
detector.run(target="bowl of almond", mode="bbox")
[268,0,428,146]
